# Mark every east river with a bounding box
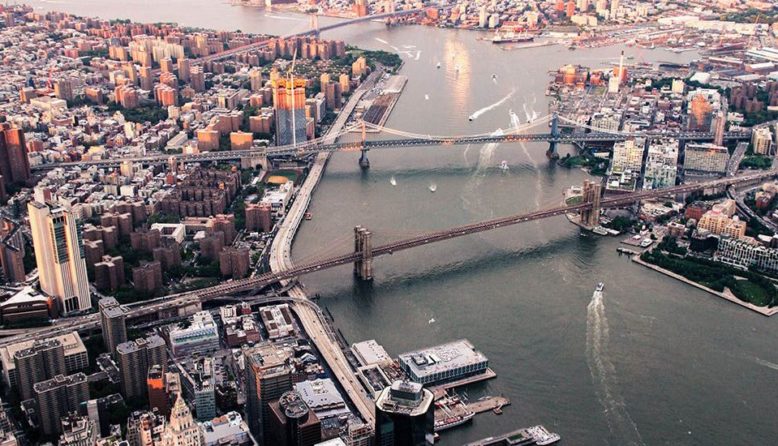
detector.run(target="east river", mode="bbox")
[25,1,778,444]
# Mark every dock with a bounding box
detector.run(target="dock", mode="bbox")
[358,74,407,132]
[468,395,511,414]
[430,368,497,399]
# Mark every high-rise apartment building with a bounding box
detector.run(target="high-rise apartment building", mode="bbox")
[116,335,167,400]
[273,78,307,146]
[374,380,435,446]
[643,139,679,190]
[98,298,128,356]
[34,373,89,437]
[28,202,91,315]
[13,338,66,401]
[610,137,646,173]
[683,143,730,174]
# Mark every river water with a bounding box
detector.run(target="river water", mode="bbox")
[26,1,778,444]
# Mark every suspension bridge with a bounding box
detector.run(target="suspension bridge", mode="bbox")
[185,169,777,295]
[31,114,751,172]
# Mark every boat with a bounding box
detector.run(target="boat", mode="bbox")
[592,226,608,236]
[596,282,604,292]
[527,425,561,445]
[389,175,397,186]
[434,412,474,431]
[492,73,497,80]
[304,212,312,220]
[437,62,441,69]
[492,31,534,44]
[429,183,437,193]
[499,160,509,171]
[424,94,430,100]
[568,44,577,50]
[466,425,560,446]
[640,238,653,248]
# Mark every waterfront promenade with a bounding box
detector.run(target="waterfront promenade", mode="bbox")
[631,255,778,317]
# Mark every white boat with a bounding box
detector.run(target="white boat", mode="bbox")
[499,160,509,171]
[527,425,561,445]
[425,94,430,100]
[596,282,604,292]
[428,317,435,324]
[389,175,397,186]
[429,183,437,192]
[437,62,441,69]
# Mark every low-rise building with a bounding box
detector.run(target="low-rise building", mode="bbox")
[169,311,220,357]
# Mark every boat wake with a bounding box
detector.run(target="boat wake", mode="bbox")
[461,128,503,216]
[469,89,515,121]
[755,357,778,371]
[264,14,304,21]
[586,290,644,446]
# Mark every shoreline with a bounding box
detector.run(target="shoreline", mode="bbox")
[631,255,778,317]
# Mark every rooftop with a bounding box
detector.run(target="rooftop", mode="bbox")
[398,339,488,379]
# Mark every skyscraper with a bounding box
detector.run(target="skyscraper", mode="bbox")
[0,123,31,188]
[159,393,203,446]
[28,202,91,315]
[374,380,435,446]
[99,298,128,356]
[272,78,307,146]
[244,343,294,443]
[267,390,322,446]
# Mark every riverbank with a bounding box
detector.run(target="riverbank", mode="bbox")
[268,70,384,426]
[631,255,778,317]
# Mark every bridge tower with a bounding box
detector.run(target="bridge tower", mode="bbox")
[580,179,602,227]
[353,226,374,281]
[547,112,560,159]
[359,121,370,169]
[310,14,319,36]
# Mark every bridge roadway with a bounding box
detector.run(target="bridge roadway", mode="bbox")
[2,169,775,350]
[30,130,752,172]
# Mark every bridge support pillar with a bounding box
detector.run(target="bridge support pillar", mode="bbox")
[358,121,370,169]
[353,226,374,281]
[580,179,603,227]
[547,112,560,159]
[359,149,370,169]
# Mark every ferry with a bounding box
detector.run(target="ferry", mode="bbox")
[596,282,604,292]
[492,31,534,44]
